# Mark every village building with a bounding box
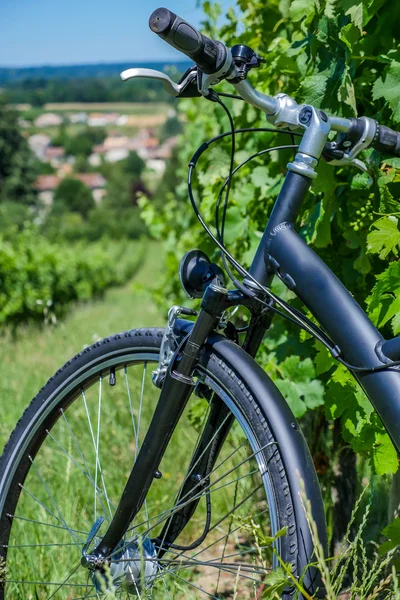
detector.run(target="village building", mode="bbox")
[87,113,119,127]
[44,146,65,168]
[68,112,88,124]
[34,175,60,206]
[34,113,63,128]
[35,173,106,206]
[28,134,51,160]
[75,173,107,203]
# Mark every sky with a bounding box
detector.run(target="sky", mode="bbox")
[0,0,233,68]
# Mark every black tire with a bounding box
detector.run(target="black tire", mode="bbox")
[0,328,298,599]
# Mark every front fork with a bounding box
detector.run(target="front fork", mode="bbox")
[88,283,245,563]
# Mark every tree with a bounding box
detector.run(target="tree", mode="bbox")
[160,115,182,142]
[53,178,95,218]
[121,151,145,179]
[0,99,39,206]
[64,133,93,158]
[85,127,106,146]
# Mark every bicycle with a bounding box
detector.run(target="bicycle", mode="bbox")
[1,7,400,599]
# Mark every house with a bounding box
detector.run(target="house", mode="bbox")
[147,136,178,160]
[103,136,131,150]
[88,153,102,167]
[28,134,51,160]
[68,112,88,124]
[74,174,107,203]
[44,146,65,167]
[104,148,129,163]
[35,173,106,206]
[34,175,61,206]
[87,113,119,127]
[35,113,63,127]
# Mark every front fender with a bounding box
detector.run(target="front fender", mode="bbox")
[176,318,327,595]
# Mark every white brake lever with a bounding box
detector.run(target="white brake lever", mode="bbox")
[328,154,369,174]
[120,68,183,97]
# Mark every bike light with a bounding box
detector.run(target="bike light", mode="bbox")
[179,249,225,299]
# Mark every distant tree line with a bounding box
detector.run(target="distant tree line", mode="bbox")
[0,62,191,84]
[2,76,174,105]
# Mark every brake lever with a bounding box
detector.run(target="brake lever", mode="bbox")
[120,67,201,98]
[327,154,369,173]
[323,142,369,173]
[120,68,182,96]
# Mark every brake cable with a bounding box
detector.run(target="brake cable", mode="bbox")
[187,95,400,374]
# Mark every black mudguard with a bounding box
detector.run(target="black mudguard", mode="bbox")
[176,318,327,596]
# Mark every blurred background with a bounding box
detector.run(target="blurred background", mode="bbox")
[0,0,213,460]
[2,0,400,564]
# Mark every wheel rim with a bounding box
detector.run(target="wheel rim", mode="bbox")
[1,350,282,599]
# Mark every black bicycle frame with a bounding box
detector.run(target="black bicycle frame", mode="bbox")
[91,168,400,589]
[250,170,400,450]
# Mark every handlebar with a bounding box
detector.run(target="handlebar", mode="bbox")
[146,7,400,166]
[149,8,228,75]
[373,123,400,156]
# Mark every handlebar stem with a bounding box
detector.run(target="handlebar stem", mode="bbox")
[233,83,332,178]
[232,79,278,115]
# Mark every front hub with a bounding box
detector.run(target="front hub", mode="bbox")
[82,519,158,596]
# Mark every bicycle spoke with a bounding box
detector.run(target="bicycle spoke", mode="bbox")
[94,375,103,521]
[5,542,77,548]
[28,456,83,550]
[6,513,89,537]
[18,484,71,533]
[45,426,114,517]
[46,562,81,599]
[109,440,274,563]
[82,389,113,519]
[159,564,221,599]
[216,477,238,595]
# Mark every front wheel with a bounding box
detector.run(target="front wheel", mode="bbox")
[0,327,300,599]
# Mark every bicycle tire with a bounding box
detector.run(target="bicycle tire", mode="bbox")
[0,327,300,599]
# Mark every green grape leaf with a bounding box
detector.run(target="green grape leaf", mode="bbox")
[289,0,316,22]
[373,61,400,122]
[367,262,400,331]
[350,172,372,191]
[367,216,400,258]
[281,355,315,381]
[251,166,271,189]
[223,206,249,245]
[300,73,328,106]
[315,344,335,375]
[379,518,400,555]
[275,356,324,417]
[393,311,400,336]
[373,433,398,475]
[338,0,365,31]
[275,380,308,417]
[324,0,336,18]
[338,22,360,51]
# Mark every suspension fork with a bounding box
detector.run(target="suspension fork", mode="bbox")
[155,396,233,556]
[89,284,231,562]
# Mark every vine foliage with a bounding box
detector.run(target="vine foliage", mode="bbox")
[141,0,400,475]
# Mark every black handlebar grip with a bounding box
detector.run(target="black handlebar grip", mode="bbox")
[149,8,227,75]
[372,122,400,156]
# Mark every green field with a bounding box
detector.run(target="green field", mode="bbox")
[0,241,164,451]
[43,102,171,114]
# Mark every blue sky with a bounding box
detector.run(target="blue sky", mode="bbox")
[0,0,233,67]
